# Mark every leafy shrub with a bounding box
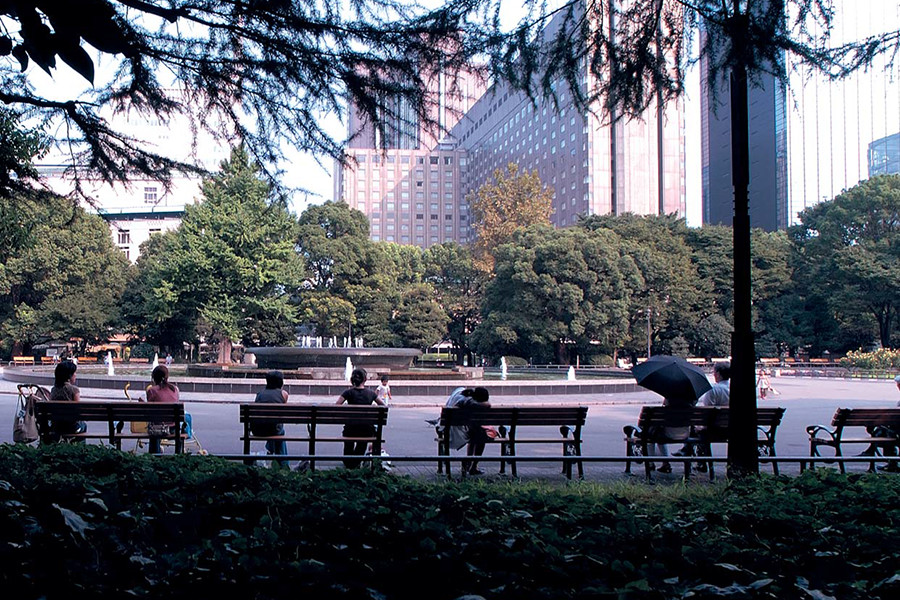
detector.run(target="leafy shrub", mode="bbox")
[502,355,528,366]
[839,348,900,370]
[587,354,614,367]
[3,445,900,599]
[129,342,156,360]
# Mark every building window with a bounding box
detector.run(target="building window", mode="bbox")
[431,214,438,220]
[430,156,439,165]
[117,230,131,244]
[445,214,453,220]
[149,228,162,236]
[143,186,158,203]
[119,247,130,260]
[444,157,453,165]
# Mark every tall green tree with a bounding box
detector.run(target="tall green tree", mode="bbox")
[791,175,900,350]
[467,163,554,272]
[127,148,303,361]
[392,284,449,351]
[580,215,704,362]
[0,196,130,357]
[472,225,634,364]
[424,242,486,365]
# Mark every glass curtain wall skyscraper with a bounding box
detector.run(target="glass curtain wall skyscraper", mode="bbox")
[701,0,900,230]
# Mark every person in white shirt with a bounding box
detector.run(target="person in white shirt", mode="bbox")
[698,362,731,407]
[375,375,392,405]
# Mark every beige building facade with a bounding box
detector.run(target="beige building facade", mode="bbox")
[336,4,686,247]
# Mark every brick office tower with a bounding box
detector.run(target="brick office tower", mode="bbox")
[337,2,686,247]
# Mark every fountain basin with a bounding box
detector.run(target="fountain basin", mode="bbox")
[246,347,422,370]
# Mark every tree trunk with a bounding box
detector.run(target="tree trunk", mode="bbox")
[218,338,233,364]
[728,54,759,477]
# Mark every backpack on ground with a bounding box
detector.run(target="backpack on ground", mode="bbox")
[14,384,50,444]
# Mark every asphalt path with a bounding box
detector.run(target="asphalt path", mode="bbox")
[2,370,897,480]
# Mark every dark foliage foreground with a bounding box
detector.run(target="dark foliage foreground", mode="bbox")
[1,445,899,599]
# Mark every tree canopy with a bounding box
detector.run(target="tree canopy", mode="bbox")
[125,147,303,361]
[0,195,131,355]
[791,175,900,350]
[468,163,554,272]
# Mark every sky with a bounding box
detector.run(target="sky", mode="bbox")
[21,1,897,226]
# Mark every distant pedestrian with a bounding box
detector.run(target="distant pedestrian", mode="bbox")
[375,374,392,405]
[165,354,173,367]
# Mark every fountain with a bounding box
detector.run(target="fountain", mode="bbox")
[344,357,353,381]
[245,335,421,372]
[567,366,576,381]
[151,353,159,369]
[106,351,115,376]
[500,356,508,381]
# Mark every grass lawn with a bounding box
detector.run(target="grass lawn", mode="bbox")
[1,444,899,599]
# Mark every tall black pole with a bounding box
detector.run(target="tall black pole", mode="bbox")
[728,51,759,476]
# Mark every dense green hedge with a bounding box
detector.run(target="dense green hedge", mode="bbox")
[2,444,900,599]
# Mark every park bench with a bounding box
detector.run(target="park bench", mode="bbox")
[435,406,588,479]
[35,401,186,452]
[239,404,389,470]
[624,406,786,480]
[12,356,35,366]
[805,408,900,473]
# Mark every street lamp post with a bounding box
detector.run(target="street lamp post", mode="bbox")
[646,307,652,359]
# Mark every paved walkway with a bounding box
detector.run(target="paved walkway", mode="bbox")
[2,370,898,483]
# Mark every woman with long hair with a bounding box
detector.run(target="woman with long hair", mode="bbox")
[49,360,86,437]
[145,365,179,454]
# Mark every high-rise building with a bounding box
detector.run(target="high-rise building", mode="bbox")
[337,4,686,247]
[701,0,900,230]
[868,132,900,177]
[333,68,486,246]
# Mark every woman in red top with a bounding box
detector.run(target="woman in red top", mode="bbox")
[144,365,179,454]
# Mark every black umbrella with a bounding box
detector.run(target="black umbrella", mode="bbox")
[631,355,712,404]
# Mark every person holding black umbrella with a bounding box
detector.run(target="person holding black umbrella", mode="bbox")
[632,356,713,474]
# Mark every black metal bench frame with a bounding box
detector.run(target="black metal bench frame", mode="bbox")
[806,408,900,473]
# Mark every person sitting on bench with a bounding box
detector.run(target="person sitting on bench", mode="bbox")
[445,387,491,475]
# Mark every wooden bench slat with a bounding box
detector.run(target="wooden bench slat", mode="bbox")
[36,402,186,453]
[435,406,588,480]
[806,408,900,473]
[239,404,388,471]
[625,406,786,479]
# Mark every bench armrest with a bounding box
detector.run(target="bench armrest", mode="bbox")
[806,424,837,440]
[623,425,642,438]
